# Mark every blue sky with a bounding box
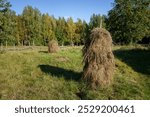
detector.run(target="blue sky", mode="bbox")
[9,0,114,22]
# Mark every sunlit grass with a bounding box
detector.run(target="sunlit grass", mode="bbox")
[0,46,150,99]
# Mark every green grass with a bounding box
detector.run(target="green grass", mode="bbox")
[0,46,150,100]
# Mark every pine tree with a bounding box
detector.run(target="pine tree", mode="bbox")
[74,18,84,45]
[108,0,150,44]
[22,6,43,45]
[55,17,67,46]
[0,0,12,45]
[89,14,106,30]
[41,13,56,46]
[66,17,76,46]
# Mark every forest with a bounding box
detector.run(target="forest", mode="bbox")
[0,0,149,46]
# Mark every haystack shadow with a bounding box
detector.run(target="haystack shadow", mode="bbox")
[38,65,82,81]
[114,48,150,75]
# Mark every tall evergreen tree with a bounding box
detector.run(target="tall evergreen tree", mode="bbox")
[41,13,56,45]
[108,0,150,44]
[89,14,106,30]
[55,17,67,45]
[22,6,42,45]
[66,17,76,45]
[0,0,12,44]
[4,10,18,45]
[74,18,85,45]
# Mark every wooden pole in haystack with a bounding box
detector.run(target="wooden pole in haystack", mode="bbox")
[100,15,103,28]
[82,28,115,88]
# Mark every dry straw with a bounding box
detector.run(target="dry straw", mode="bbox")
[82,28,115,88]
[48,40,59,53]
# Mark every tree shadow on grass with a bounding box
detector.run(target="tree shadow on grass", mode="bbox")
[114,48,150,75]
[38,65,82,81]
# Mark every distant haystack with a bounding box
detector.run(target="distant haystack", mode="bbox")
[48,40,59,53]
[82,28,115,88]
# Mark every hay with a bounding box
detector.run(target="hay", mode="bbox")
[82,28,115,88]
[48,40,59,53]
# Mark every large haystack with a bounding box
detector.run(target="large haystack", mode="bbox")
[48,40,59,53]
[82,28,115,88]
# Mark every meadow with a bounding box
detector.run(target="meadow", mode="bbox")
[0,46,150,100]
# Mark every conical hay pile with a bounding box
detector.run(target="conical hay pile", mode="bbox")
[48,40,59,53]
[82,28,115,88]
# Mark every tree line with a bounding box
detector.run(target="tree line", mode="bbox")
[0,0,149,46]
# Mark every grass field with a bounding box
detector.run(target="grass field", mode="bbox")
[0,46,150,100]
